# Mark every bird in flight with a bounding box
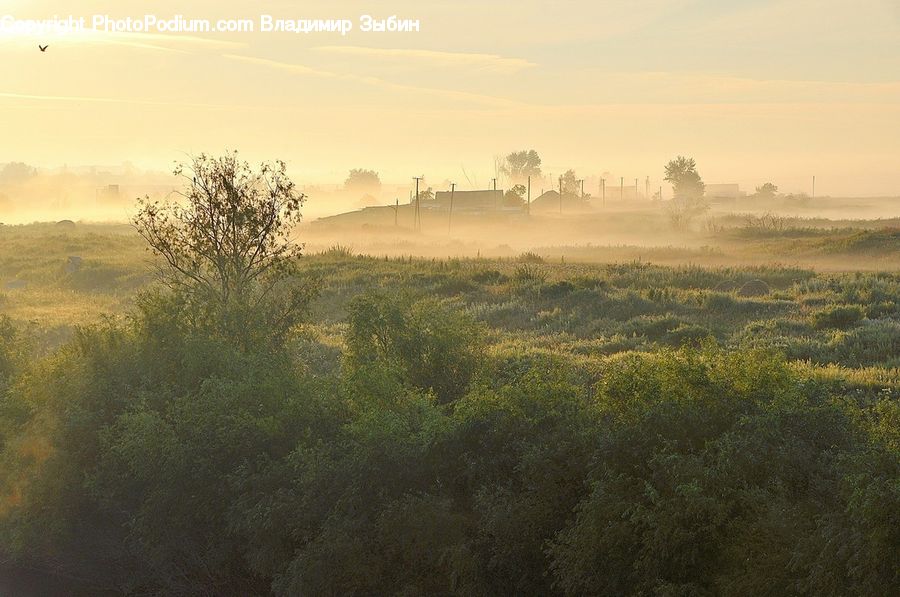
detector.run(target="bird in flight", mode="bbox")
[39,45,48,52]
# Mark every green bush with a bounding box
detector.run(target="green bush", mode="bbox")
[346,292,484,403]
[813,304,865,329]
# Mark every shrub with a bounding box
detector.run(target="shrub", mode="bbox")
[517,251,544,264]
[345,292,484,403]
[812,304,864,330]
[470,269,505,285]
[738,279,770,297]
[513,264,548,284]
[540,280,575,299]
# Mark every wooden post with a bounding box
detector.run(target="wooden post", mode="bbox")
[413,176,423,231]
[448,182,456,234]
[527,175,531,216]
[558,176,563,213]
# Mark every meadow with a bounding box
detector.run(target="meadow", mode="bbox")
[1,215,898,595]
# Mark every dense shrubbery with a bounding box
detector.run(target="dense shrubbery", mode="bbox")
[1,289,897,595]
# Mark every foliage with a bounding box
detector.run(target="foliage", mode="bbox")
[754,181,779,199]
[504,184,526,207]
[813,304,865,330]
[2,221,899,595]
[133,152,314,346]
[667,195,710,230]
[664,155,705,199]
[344,168,381,196]
[500,149,542,184]
[560,169,580,197]
[345,292,484,404]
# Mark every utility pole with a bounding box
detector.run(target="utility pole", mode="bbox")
[601,178,606,207]
[413,176,423,232]
[579,179,584,200]
[812,175,816,199]
[394,198,398,227]
[659,186,662,201]
[558,176,563,213]
[527,175,531,216]
[635,178,639,200]
[448,182,456,234]
[645,176,650,201]
[620,177,624,201]
[491,177,498,211]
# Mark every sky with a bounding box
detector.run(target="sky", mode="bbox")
[1,0,899,196]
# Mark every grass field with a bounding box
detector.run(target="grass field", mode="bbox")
[2,208,899,595]
[3,219,899,377]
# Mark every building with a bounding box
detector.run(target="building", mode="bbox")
[96,184,121,204]
[530,190,592,213]
[432,189,504,213]
[705,184,743,200]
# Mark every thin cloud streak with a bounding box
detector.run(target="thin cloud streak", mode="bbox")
[223,54,527,108]
[0,91,239,109]
[312,45,536,73]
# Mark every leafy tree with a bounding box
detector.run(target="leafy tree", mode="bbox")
[416,187,435,202]
[560,169,580,197]
[754,182,779,199]
[0,162,37,185]
[133,152,314,344]
[344,168,381,196]
[500,150,542,184]
[666,195,709,230]
[664,156,705,199]
[663,157,707,230]
[503,184,526,207]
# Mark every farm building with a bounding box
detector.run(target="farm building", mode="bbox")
[530,190,592,213]
[705,184,744,200]
[432,189,504,213]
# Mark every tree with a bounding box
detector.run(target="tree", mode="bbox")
[664,156,707,230]
[0,162,37,185]
[664,156,705,199]
[754,182,778,199]
[500,150,542,185]
[416,187,434,202]
[133,152,313,341]
[344,169,381,196]
[560,169,580,197]
[666,195,709,231]
[504,184,526,207]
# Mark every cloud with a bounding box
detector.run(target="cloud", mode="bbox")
[587,71,900,104]
[0,90,235,108]
[312,45,536,73]
[222,54,527,108]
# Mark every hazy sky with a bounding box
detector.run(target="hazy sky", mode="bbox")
[2,0,899,195]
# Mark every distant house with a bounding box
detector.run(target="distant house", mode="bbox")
[96,184,121,204]
[530,190,592,213]
[530,190,559,212]
[432,190,504,213]
[705,184,743,200]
